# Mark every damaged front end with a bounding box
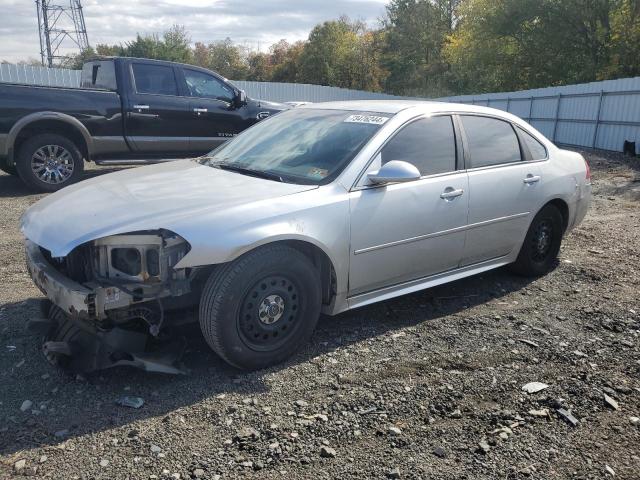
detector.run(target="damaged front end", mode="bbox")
[25,230,199,374]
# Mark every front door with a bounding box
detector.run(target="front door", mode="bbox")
[458,114,543,265]
[182,68,249,153]
[349,115,469,296]
[124,62,192,154]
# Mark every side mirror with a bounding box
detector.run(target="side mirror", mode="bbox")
[234,89,247,108]
[367,160,421,185]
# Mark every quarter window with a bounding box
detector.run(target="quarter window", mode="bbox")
[461,116,522,167]
[132,64,178,96]
[518,127,547,160]
[184,69,235,103]
[381,116,457,176]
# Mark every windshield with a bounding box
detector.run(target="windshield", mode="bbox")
[200,108,390,185]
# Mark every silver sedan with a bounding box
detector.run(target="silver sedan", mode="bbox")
[21,101,592,371]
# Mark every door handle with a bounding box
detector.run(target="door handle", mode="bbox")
[440,188,464,200]
[523,175,541,184]
[193,108,208,115]
[133,104,149,110]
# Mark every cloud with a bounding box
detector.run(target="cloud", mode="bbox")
[0,0,389,63]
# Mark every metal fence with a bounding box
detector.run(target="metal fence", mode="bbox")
[1,63,638,152]
[438,78,640,153]
[0,63,81,88]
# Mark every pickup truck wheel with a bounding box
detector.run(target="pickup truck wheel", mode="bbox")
[510,204,563,277]
[16,134,84,192]
[199,245,322,370]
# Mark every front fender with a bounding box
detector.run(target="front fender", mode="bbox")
[172,192,351,296]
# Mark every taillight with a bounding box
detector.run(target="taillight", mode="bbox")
[584,158,591,182]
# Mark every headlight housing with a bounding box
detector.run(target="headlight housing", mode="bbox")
[93,231,189,284]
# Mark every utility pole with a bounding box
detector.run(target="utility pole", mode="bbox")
[36,0,89,67]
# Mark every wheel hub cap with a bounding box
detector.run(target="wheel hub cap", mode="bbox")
[31,144,74,184]
[259,294,285,325]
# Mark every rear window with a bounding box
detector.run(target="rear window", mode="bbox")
[81,61,117,90]
[132,64,178,96]
[461,116,522,168]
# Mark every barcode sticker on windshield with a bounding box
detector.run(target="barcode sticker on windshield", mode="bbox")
[344,115,389,125]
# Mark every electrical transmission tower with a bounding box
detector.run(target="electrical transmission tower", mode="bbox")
[36,0,90,67]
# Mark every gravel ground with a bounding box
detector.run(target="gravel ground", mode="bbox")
[0,151,639,480]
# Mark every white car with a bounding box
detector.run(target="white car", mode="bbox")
[21,101,592,372]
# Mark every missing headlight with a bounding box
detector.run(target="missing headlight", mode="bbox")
[146,248,160,277]
[111,248,142,277]
[93,232,189,284]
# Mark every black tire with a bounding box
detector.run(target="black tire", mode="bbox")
[510,204,563,277]
[0,164,17,176]
[43,305,74,369]
[199,244,322,370]
[16,133,84,193]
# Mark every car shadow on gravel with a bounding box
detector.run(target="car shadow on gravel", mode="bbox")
[0,265,538,456]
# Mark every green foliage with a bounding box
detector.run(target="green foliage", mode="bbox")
[56,2,640,97]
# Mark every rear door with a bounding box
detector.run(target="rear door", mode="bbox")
[124,62,192,154]
[349,115,469,296]
[181,68,250,153]
[459,114,544,265]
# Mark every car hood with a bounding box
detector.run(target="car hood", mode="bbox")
[21,159,317,257]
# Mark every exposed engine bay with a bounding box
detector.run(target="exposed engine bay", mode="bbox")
[26,230,204,374]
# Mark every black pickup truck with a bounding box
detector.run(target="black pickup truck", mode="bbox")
[0,57,288,192]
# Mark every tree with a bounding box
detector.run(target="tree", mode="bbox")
[270,40,305,82]
[247,52,272,81]
[296,17,385,91]
[605,0,640,78]
[382,0,453,97]
[200,38,249,79]
[159,25,193,64]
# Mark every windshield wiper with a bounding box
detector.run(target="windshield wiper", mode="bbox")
[215,163,284,183]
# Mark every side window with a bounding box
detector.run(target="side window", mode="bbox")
[132,64,178,96]
[184,69,235,103]
[381,116,456,176]
[518,127,548,160]
[81,61,117,90]
[461,116,522,167]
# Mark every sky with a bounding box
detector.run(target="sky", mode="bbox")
[0,0,389,63]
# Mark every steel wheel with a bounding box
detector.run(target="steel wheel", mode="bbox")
[238,275,301,351]
[530,219,553,262]
[511,204,563,277]
[31,144,75,185]
[199,244,322,370]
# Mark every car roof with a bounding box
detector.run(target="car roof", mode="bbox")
[300,100,518,119]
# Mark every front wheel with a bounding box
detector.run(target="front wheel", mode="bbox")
[199,244,322,370]
[16,133,84,192]
[510,204,563,277]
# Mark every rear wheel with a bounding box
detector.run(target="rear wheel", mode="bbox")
[199,244,322,370]
[16,133,84,192]
[0,164,17,176]
[510,204,563,276]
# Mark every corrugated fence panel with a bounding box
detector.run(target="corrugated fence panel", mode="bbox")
[0,64,81,87]
[440,76,640,152]
[0,63,638,152]
[231,80,404,103]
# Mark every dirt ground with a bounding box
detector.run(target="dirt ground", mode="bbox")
[0,150,638,480]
